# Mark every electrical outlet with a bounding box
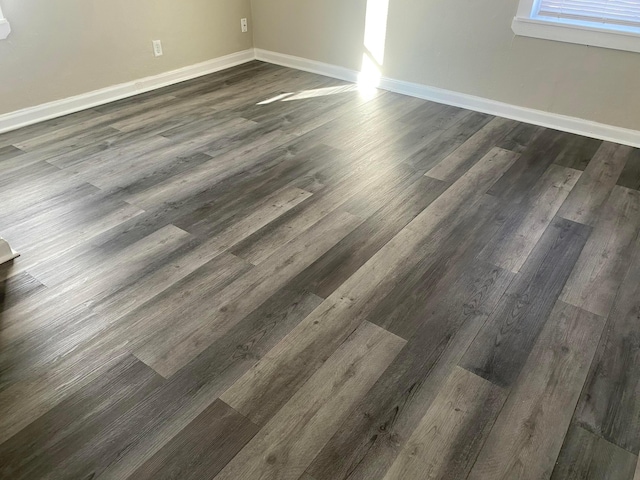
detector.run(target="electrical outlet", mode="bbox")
[241,18,248,33]
[152,40,163,57]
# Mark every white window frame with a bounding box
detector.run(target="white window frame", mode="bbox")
[512,0,640,53]
[0,3,10,40]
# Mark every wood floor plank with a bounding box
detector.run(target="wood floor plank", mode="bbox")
[405,111,493,172]
[169,140,341,237]
[193,185,313,248]
[303,91,426,150]
[241,83,366,135]
[369,196,511,339]
[13,125,123,161]
[380,104,475,172]
[163,62,285,101]
[636,456,640,480]
[460,217,591,387]
[278,88,383,138]
[382,366,506,480]
[618,148,640,191]
[488,128,575,203]
[95,288,323,479]
[304,219,514,480]
[215,321,406,480]
[0,225,193,346]
[130,399,259,480]
[0,271,46,312]
[79,141,216,193]
[109,96,220,134]
[561,186,640,317]
[0,145,23,163]
[558,141,631,226]
[121,122,293,209]
[479,163,582,273]
[425,116,517,182]
[551,424,638,480]
[290,175,448,299]
[339,164,425,219]
[0,355,165,480]
[466,301,606,480]
[574,235,640,454]
[0,164,98,217]
[81,139,329,254]
[134,209,363,377]
[197,67,337,114]
[0,251,250,444]
[0,334,131,447]
[397,100,463,125]
[495,122,544,153]
[230,162,417,265]
[0,181,98,232]
[308,256,511,479]
[13,92,199,154]
[551,133,603,171]
[1,201,145,280]
[29,287,320,480]
[0,108,102,149]
[3,187,143,253]
[409,147,519,233]
[28,223,192,288]
[100,250,254,369]
[79,228,247,322]
[47,125,192,174]
[220,148,518,427]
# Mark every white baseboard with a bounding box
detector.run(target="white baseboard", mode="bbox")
[4,46,639,148]
[255,48,640,148]
[0,49,256,134]
[255,49,359,84]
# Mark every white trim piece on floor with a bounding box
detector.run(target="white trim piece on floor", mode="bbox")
[0,49,256,134]
[0,18,10,40]
[0,237,19,265]
[0,3,10,40]
[255,48,640,148]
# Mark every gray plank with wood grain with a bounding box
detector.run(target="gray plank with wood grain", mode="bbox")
[130,399,259,480]
[215,321,405,480]
[574,234,640,454]
[382,366,506,480]
[551,424,638,480]
[460,217,590,387]
[558,141,630,226]
[479,163,582,273]
[466,301,606,480]
[560,186,640,317]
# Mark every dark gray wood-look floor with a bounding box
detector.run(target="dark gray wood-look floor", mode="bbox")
[0,61,639,480]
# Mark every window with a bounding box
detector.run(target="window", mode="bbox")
[0,3,10,40]
[512,0,640,53]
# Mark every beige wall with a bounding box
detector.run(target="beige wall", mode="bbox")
[251,0,640,131]
[0,0,252,115]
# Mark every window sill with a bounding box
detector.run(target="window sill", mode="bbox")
[0,18,10,40]
[512,16,640,54]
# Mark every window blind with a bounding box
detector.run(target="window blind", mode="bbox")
[537,0,640,27]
